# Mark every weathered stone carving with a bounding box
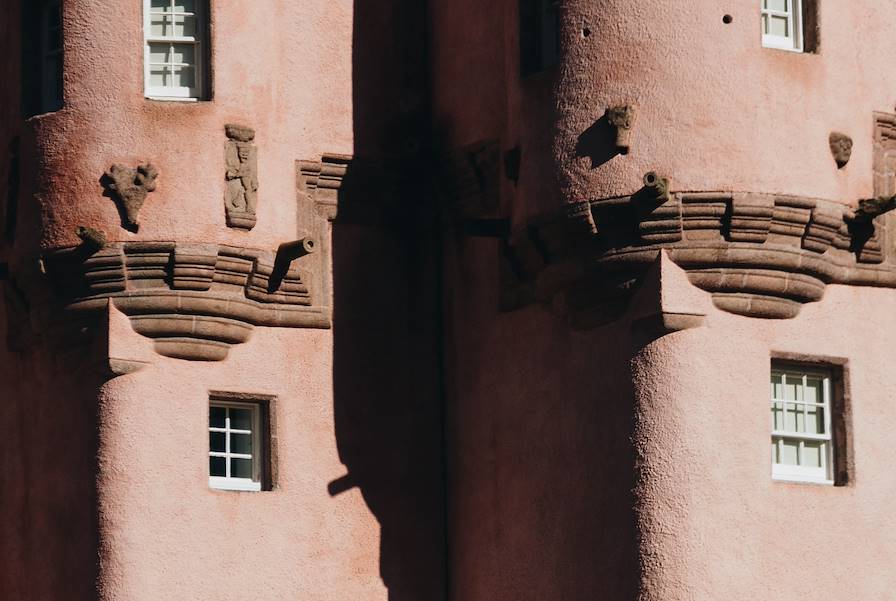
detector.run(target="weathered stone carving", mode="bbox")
[40,241,326,361]
[846,195,896,224]
[640,171,670,204]
[504,189,896,324]
[102,163,159,233]
[607,105,635,153]
[76,226,107,253]
[829,132,853,169]
[440,140,500,217]
[224,123,258,230]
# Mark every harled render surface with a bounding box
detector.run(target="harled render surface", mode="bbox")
[2,0,896,600]
[1,0,442,600]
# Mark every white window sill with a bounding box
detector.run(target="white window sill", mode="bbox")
[772,468,833,486]
[209,477,262,492]
[762,37,804,53]
[145,96,200,102]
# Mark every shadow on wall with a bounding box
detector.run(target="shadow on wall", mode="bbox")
[0,346,103,601]
[327,1,446,601]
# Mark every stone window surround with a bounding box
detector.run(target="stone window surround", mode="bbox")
[769,353,853,487]
[208,390,278,492]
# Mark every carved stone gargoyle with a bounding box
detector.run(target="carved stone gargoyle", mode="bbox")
[102,163,159,232]
[224,123,258,230]
[846,195,896,224]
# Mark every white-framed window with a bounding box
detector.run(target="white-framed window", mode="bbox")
[143,0,207,99]
[209,401,263,492]
[771,366,833,484]
[761,0,803,52]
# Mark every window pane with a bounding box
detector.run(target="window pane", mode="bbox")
[209,431,226,452]
[149,67,168,87]
[173,0,196,13]
[771,401,784,430]
[231,458,253,479]
[802,441,824,468]
[150,14,171,37]
[779,439,799,465]
[804,377,822,404]
[210,406,226,428]
[766,0,788,11]
[173,66,195,88]
[771,373,783,400]
[806,404,824,435]
[171,43,194,65]
[231,433,252,455]
[148,43,170,64]
[150,0,171,12]
[769,15,789,37]
[783,376,800,401]
[173,15,196,37]
[230,408,252,431]
[209,456,226,477]
[784,403,799,432]
[46,26,62,53]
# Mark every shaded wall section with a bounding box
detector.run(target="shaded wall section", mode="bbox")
[442,235,641,601]
[332,1,445,600]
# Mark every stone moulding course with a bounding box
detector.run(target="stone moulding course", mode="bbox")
[505,190,895,325]
[42,241,328,361]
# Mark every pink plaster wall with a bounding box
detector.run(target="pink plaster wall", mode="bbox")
[95,328,386,601]
[431,1,896,223]
[631,285,896,600]
[19,0,353,254]
[2,0,445,600]
[555,0,896,211]
[442,236,640,601]
[431,1,896,599]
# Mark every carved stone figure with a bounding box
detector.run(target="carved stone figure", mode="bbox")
[102,163,159,232]
[607,105,635,154]
[224,123,258,230]
[829,132,853,169]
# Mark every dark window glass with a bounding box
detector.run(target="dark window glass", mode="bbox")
[520,0,560,77]
[22,0,64,116]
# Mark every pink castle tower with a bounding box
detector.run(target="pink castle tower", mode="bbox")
[2,1,895,599]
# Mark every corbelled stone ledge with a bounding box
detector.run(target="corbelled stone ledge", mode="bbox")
[41,241,328,361]
[505,190,894,326]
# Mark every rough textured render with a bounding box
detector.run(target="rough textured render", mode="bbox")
[224,123,259,230]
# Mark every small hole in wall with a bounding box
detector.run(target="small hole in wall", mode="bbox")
[722,14,733,24]
[582,27,591,38]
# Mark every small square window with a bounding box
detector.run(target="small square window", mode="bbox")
[208,399,268,492]
[761,0,804,52]
[143,0,209,100]
[770,365,835,484]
